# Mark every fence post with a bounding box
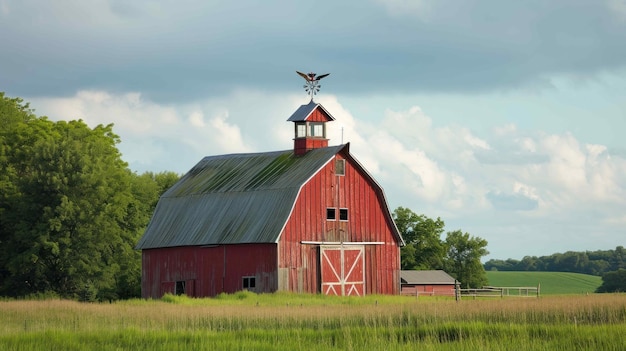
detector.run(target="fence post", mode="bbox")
[537,283,540,298]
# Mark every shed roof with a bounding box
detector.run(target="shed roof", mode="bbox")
[400,270,457,285]
[136,144,403,250]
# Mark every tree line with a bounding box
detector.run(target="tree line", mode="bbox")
[0,93,179,301]
[484,247,626,293]
[484,247,626,276]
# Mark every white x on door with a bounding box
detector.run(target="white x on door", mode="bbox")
[320,245,365,296]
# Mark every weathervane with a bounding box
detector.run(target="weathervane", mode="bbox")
[296,71,330,101]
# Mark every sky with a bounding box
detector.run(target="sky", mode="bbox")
[1,0,625,260]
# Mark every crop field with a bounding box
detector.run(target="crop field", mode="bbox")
[486,271,602,295]
[1,292,625,350]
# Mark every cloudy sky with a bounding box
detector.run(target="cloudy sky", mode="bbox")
[2,0,625,260]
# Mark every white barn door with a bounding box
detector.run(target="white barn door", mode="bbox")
[320,245,365,296]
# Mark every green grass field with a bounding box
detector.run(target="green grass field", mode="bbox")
[486,271,602,295]
[1,293,626,350]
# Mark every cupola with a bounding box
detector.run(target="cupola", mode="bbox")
[287,100,335,155]
[289,71,335,155]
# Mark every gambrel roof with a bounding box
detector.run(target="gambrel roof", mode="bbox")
[136,144,403,249]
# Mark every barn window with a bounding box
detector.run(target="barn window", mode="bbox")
[175,281,186,295]
[243,276,256,290]
[339,208,349,221]
[335,159,345,176]
[326,208,336,220]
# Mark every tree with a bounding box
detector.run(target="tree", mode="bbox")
[392,207,445,270]
[596,269,626,293]
[444,230,489,288]
[0,92,173,300]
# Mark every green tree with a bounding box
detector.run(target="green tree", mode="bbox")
[392,207,445,270]
[596,269,626,293]
[444,230,489,288]
[0,92,171,300]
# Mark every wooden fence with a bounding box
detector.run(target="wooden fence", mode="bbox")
[456,284,540,300]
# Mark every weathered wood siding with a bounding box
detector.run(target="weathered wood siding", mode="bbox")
[401,284,457,297]
[141,244,277,298]
[278,151,401,295]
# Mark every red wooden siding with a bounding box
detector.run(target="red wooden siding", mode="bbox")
[307,108,333,122]
[141,244,277,298]
[294,138,329,154]
[279,151,401,295]
[401,284,456,297]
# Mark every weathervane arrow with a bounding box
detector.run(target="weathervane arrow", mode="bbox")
[296,71,330,101]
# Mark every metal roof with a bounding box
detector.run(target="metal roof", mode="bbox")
[400,270,458,285]
[286,101,336,122]
[136,145,346,249]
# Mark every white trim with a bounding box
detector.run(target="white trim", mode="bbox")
[301,241,385,245]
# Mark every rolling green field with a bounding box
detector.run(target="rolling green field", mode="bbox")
[1,292,625,350]
[486,271,602,295]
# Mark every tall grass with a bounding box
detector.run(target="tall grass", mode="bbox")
[1,293,625,350]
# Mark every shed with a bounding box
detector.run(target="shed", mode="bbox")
[400,270,459,297]
[136,100,405,297]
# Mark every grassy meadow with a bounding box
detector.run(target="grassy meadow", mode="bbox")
[1,292,626,350]
[486,271,602,295]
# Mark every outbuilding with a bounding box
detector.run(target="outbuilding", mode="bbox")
[400,270,459,297]
[136,100,405,297]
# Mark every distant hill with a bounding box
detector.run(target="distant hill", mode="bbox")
[486,271,602,295]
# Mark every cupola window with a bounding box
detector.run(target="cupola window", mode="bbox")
[296,123,307,138]
[310,122,324,137]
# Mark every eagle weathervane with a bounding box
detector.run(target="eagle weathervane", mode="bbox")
[296,71,330,101]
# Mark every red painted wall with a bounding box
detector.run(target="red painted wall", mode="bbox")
[279,150,402,295]
[401,284,456,297]
[141,244,277,298]
[294,138,329,155]
[307,108,332,122]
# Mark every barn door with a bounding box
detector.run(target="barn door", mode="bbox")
[320,245,365,296]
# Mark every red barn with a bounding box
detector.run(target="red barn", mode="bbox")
[135,100,405,298]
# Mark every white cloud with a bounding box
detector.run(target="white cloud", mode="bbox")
[188,111,205,128]
[206,112,249,154]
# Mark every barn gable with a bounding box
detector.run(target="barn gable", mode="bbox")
[287,100,335,122]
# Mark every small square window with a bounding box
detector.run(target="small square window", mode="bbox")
[339,208,348,221]
[243,276,256,290]
[326,208,336,220]
[335,159,345,176]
